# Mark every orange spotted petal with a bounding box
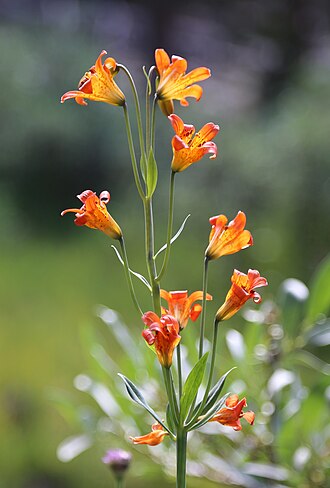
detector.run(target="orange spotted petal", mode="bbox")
[61,51,125,107]
[216,268,268,321]
[206,211,253,260]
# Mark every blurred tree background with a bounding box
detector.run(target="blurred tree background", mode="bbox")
[0,0,329,487]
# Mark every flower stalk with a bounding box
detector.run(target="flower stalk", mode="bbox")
[157,171,176,281]
[122,103,145,200]
[198,257,210,359]
[119,236,143,316]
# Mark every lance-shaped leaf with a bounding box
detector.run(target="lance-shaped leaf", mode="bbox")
[192,367,236,420]
[187,393,231,431]
[179,353,208,423]
[154,214,191,259]
[146,147,158,198]
[111,245,151,290]
[118,374,174,437]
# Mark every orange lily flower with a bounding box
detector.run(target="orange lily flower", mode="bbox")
[168,114,219,172]
[205,211,253,261]
[209,394,255,431]
[216,269,268,321]
[142,312,181,368]
[130,422,168,446]
[160,289,212,329]
[155,48,211,115]
[61,190,122,239]
[61,50,125,106]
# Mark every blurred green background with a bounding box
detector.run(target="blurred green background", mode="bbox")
[0,0,329,487]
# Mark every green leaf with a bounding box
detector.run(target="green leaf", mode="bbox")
[194,367,235,418]
[188,393,230,431]
[118,374,173,436]
[307,253,330,322]
[146,147,158,197]
[154,214,191,259]
[180,353,208,423]
[111,245,151,291]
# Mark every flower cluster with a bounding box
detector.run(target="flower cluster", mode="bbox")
[60,47,269,479]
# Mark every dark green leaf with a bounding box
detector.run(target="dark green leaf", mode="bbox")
[118,374,173,435]
[180,353,208,423]
[194,367,235,418]
[146,147,158,197]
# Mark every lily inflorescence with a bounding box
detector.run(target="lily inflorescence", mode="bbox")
[61,48,268,488]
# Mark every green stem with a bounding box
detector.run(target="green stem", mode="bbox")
[118,64,146,160]
[162,366,179,425]
[198,257,210,359]
[176,428,187,488]
[188,319,219,427]
[177,342,183,398]
[119,237,142,316]
[157,171,175,281]
[123,104,145,200]
[144,197,161,314]
[115,477,124,488]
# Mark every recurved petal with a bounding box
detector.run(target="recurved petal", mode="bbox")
[172,135,189,151]
[94,49,108,76]
[142,311,160,327]
[179,84,203,105]
[243,411,255,425]
[61,90,86,104]
[247,269,268,289]
[77,190,95,203]
[168,114,185,134]
[225,394,240,407]
[189,304,202,321]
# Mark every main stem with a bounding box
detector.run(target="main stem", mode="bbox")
[162,366,179,424]
[176,428,187,488]
[198,257,210,359]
